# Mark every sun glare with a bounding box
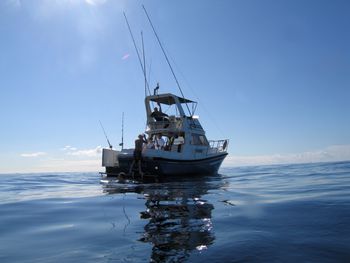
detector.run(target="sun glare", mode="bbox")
[84,0,106,6]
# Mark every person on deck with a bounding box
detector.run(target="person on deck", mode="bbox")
[155,134,165,150]
[145,137,155,149]
[129,134,147,176]
[165,133,177,151]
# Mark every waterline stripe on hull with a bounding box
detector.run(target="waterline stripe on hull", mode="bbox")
[151,153,228,163]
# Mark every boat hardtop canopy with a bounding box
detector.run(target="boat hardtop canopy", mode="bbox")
[146,93,195,105]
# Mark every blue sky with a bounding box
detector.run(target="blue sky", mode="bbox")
[0,0,349,173]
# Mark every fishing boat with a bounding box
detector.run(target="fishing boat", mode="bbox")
[102,91,228,177]
[101,7,229,177]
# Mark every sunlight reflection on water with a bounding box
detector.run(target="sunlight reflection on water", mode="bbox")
[0,173,103,204]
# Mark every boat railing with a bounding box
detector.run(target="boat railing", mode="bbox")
[207,139,229,154]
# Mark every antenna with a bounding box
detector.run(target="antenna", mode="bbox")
[119,112,124,150]
[99,120,112,149]
[123,12,151,96]
[141,31,147,98]
[142,5,192,116]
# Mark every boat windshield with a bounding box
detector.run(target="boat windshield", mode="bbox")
[150,101,180,117]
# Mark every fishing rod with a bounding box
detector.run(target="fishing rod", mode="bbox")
[99,120,113,149]
[123,12,151,96]
[142,5,192,116]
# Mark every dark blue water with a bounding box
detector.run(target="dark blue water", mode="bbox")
[1,161,350,262]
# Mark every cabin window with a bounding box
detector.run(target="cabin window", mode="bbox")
[191,134,209,146]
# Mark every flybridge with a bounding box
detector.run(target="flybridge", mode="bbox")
[146,93,198,118]
[145,92,202,133]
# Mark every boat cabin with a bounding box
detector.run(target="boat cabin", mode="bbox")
[143,93,227,159]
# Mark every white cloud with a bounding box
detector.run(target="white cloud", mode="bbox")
[224,144,350,167]
[61,145,77,151]
[67,146,102,157]
[5,146,103,173]
[37,158,102,172]
[21,152,47,158]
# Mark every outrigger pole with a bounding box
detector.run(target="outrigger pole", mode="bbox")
[142,5,192,116]
[141,31,147,98]
[123,12,151,96]
[99,120,113,149]
[119,112,124,150]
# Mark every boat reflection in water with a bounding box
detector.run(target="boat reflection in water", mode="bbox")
[101,175,223,262]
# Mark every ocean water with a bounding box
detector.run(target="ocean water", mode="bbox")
[0,161,350,263]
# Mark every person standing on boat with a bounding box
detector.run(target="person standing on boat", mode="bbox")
[151,102,169,122]
[165,133,177,151]
[155,134,165,150]
[129,134,147,176]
